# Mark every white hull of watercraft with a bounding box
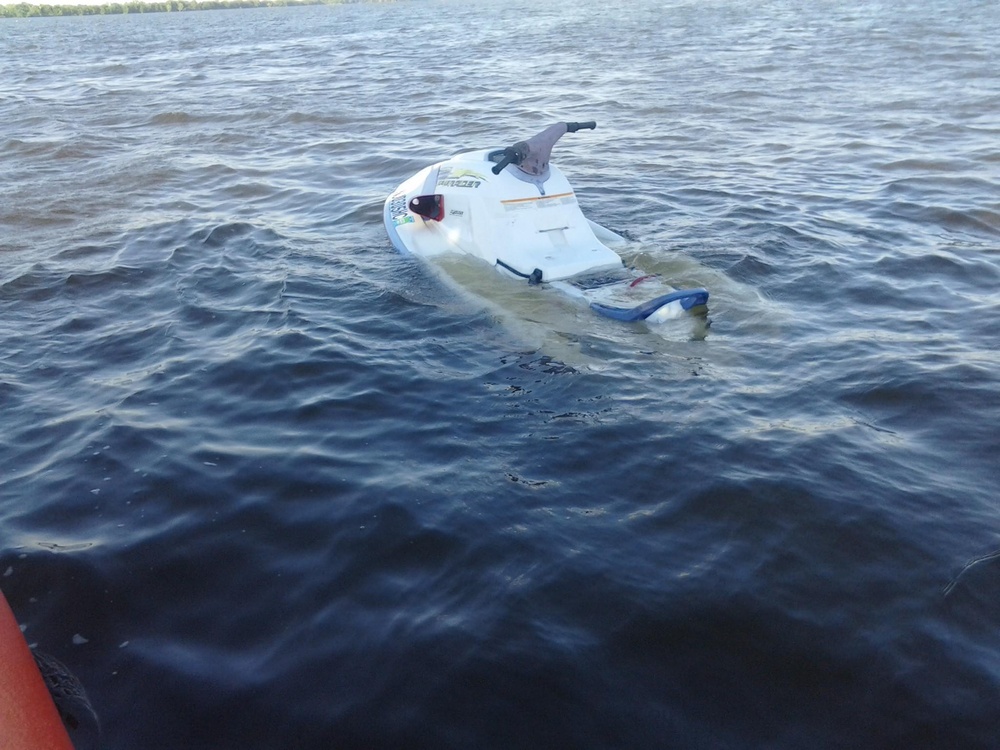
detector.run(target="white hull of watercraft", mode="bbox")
[383,122,708,322]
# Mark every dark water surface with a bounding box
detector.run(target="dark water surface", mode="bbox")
[2,0,999,747]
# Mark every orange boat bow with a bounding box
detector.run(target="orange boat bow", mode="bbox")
[0,590,75,750]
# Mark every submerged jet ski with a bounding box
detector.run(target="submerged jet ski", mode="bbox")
[383,121,708,323]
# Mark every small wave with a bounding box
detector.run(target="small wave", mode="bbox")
[872,246,1000,285]
[146,111,198,126]
[930,206,1000,237]
[880,157,971,172]
[197,222,265,248]
[878,200,1000,239]
[944,549,1000,596]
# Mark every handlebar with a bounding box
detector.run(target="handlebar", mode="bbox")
[491,121,597,175]
[491,145,520,175]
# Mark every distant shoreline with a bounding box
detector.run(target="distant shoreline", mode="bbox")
[0,0,390,18]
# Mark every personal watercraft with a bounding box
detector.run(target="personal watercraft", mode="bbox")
[383,121,708,323]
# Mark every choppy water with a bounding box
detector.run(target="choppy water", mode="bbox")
[2,0,999,747]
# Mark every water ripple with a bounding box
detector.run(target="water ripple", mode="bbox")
[2,1,1000,748]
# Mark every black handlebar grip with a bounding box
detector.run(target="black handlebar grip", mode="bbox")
[491,146,519,175]
[566,121,597,133]
[492,155,513,175]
